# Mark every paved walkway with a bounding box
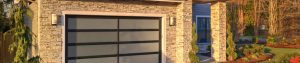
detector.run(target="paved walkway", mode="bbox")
[197,53,213,63]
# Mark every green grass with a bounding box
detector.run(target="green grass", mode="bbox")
[262,47,300,63]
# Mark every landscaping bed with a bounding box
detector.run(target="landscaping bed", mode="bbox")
[262,47,300,63]
[225,53,273,63]
[224,44,274,63]
[267,44,300,49]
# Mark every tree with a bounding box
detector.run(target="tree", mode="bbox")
[268,0,278,36]
[3,0,39,63]
[189,22,200,63]
[226,2,238,61]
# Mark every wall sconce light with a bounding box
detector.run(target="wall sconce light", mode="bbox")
[51,14,58,25]
[261,25,266,30]
[169,17,176,26]
[14,0,20,4]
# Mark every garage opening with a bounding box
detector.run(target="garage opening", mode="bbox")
[65,15,162,63]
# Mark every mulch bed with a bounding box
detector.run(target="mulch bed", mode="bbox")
[223,53,273,63]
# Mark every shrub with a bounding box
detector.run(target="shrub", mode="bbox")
[267,36,276,45]
[189,22,200,63]
[238,44,265,56]
[263,48,271,53]
[244,24,254,36]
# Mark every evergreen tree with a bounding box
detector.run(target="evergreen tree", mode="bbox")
[226,2,237,61]
[189,22,200,63]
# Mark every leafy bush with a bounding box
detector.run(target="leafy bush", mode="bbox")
[263,48,271,53]
[227,26,237,61]
[238,44,266,56]
[244,24,254,36]
[267,36,276,45]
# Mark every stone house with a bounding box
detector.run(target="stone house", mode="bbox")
[26,0,228,63]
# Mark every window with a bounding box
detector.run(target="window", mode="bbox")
[65,15,161,63]
[196,15,211,43]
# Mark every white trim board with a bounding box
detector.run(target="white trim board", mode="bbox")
[61,11,167,63]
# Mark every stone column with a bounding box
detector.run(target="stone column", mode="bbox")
[210,1,227,62]
[176,1,192,63]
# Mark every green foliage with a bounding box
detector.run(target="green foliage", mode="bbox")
[263,48,271,53]
[189,22,200,63]
[267,36,276,45]
[277,53,300,63]
[226,3,238,61]
[243,0,254,26]
[28,56,40,63]
[238,44,265,56]
[226,24,238,60]
[242,0,255,36]
[244,24,254,36]
[2,0,40,63]
[250,53,259,59]
[241,57,250,62]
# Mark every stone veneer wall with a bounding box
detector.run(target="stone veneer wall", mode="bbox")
[176,1,193,63]
[37,0,192,63]
[210,1,227,62]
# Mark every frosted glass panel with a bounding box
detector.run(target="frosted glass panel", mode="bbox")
[68,45,117,57]
[68,32,117,43]
[68,18,117,29]
[119,31,159,41]
[119,43,159,54]
[119,19,159,29]
[119,54,159,63]
[68,57,117,63]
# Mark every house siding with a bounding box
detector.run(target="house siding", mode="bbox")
[37,0,192,63]
[192,3,210,21]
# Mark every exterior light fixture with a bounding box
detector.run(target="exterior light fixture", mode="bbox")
[261,25,266,30]
[51,14,58,25]
[169,17,176,26]
[14,0,20,4]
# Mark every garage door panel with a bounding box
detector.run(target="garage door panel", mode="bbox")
[68,57,117,63]
[66,15,161,63]
[68,18,118,29]
[68,32,118,43]
[68,45,118,57]
[119,19,159,29]
[119,31,159,41]
[119,54,159,63]
[119,43,159,54]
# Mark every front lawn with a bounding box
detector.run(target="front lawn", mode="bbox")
[263,47,300,63]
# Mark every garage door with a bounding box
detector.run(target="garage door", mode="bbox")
[65,15,161,63]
